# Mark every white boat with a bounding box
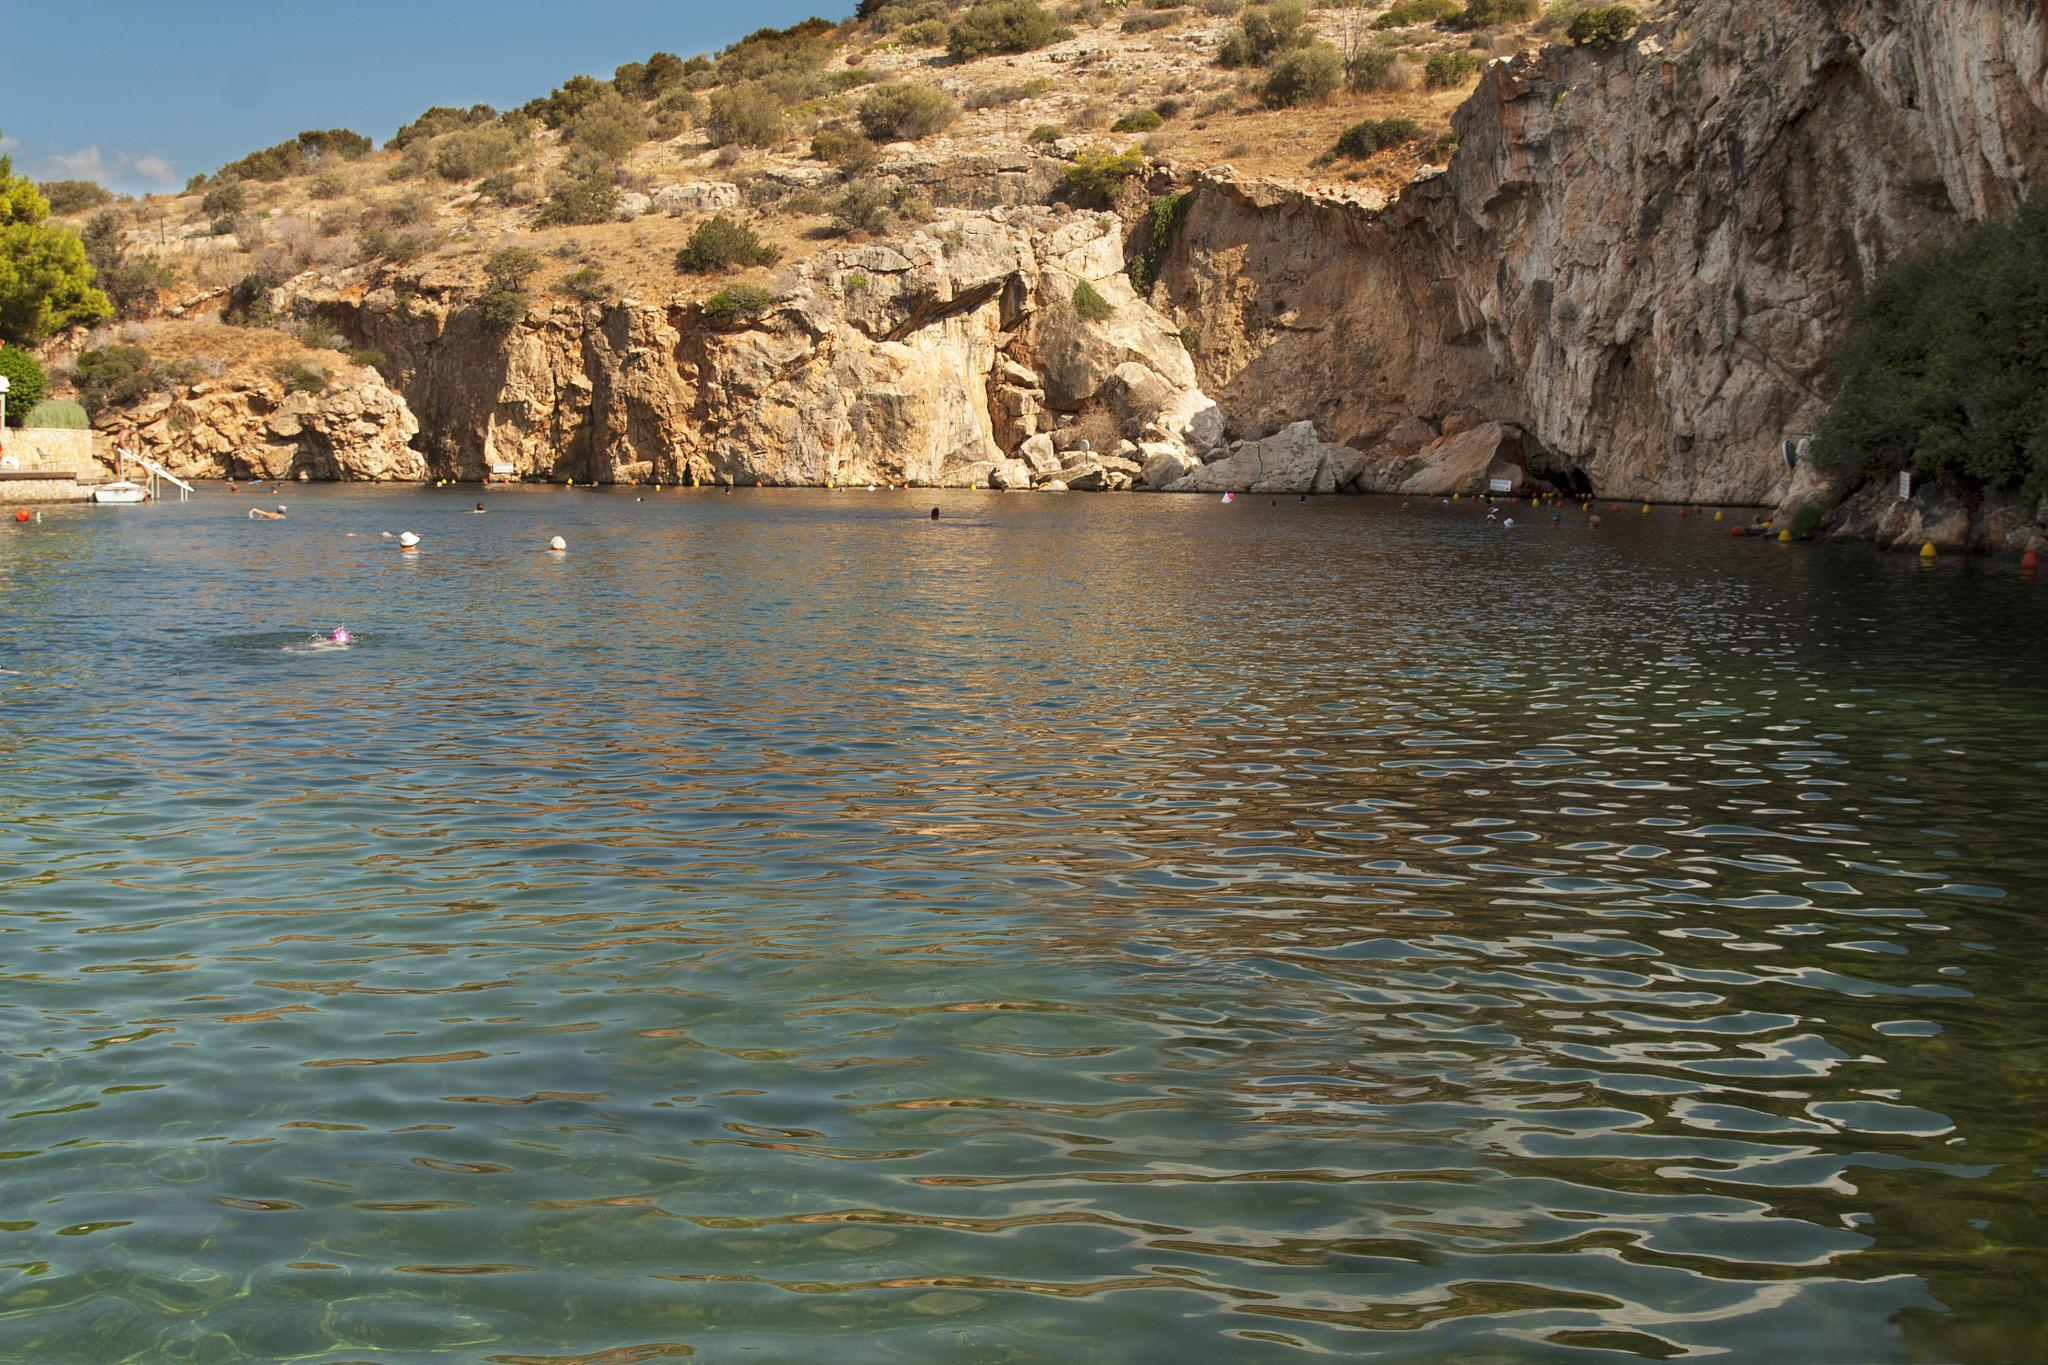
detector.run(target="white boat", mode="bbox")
[92,480,148,504]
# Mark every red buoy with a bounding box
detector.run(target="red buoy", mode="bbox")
[2025,550,2041,571]
[1730,525,1743,537]
[12,509,27,523]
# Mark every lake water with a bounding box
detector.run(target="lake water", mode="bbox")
[1,486,2044,1363]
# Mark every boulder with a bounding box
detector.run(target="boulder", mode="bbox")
[1167,420,1355,493]
[1138,443,1198,489]
[652,182,742,214]
[988,458,1034,490]
[1398,422,1529,497]
[1018,432,1060,472]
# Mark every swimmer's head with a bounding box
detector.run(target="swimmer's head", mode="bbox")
[548,535,567,552]
[276,504,287,513]
[330,628,353,645]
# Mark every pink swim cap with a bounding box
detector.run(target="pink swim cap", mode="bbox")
[330,628,353,644]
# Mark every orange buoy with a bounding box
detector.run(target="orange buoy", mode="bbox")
[13,508,28,523]
[1730,525,1743,537]
[2023,550,2040,571]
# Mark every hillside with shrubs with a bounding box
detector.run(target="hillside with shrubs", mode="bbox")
[9,0,1660,428]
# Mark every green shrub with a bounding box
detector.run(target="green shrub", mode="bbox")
[357,226,438,263]
[22,397,87,429]
[857,82,960,141]
[274,359,329,394]
[534,153,620,226]
[1071,279,1114,322]
[675,214,783,273]
[1028,123,1063,144]
[715,19,837,86]
[899,17,950,46]
[1121,10,1179,32]
[38,180,113,216]
[218,129,373,182]
[947,0,1058,60]
[310,170,347,199]
[564,89,649,158]
[706,82,789,148]
[1262,42,1341,106]
[347,348,387,370]
[1331,117,1424,159]
[700,283,775,319]
[1126,190,1189,292]
[811,128,881,171]
[477,288,529,329]
[1424,49,1486,87]
[0,346,46,424]
[1788,501,1825,540]
[1111,109,1165,133]
[1567,4,1638,48]
[1216,0,1314,67]
[830,184,898,236]
[1449,0,1539,29]
[1813,191,2048,495]
[72,344,193,412]
[1373,0,1460,28]
[651,89,700,138]
[1062,144,1147,205]
[432,121,531,181]
[201,181,246,218]
[485,247,541,288]
[390,104,496,149]
[222,271,278,325]
[558,266,607,300]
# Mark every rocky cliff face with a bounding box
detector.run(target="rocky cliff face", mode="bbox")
[99,362,425,483]
[287,207,1216,491]
[1155,0,2048,506]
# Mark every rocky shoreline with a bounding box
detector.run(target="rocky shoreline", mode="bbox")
[69,0,2048,557]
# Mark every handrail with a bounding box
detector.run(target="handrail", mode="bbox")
[117,446,196,493]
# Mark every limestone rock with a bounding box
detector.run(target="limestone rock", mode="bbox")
[1398,423,1530,497]
[1167,420,1357,494]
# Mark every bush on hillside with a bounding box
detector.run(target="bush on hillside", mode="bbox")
[1330,117,1425,159]
[1062,145,1147,206]
[478,245,540,328]
[947,0,1058,60]
[200,181,246,218]
[433,121,531,181]
[564,89,649,159]
[38,180,113,216]
[1424,50,1486,87]
[1567,5,1639,49]
[524,75,611,130]
[390,104,496,149]
[1449,0,1539,29]
[558,265,607,301]
[71,344,194,413]
[1216,0,1314,67]
[857,83,959,142]
[1813,191,2048,495]
[219,129,371,181]
[1348,45,1408,91]
[811,128,881,172]
[706,82,789,148]
[22,398,87,428]
[700,283,775,319]
[716,19,837,86]
[534,153,621,226]
[0,158,112,343]
[1373,0,1461,28]
[674,215,782,273]
[1262,42,1342,106]
[0,346,46,424]
[1112,109,1165,133]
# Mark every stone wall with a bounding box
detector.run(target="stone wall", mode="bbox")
[0,427,96,477]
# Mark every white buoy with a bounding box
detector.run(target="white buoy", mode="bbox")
[398,531,419,548]
[548,535,567,552]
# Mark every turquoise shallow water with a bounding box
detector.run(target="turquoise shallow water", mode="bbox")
[1,486,2045,1363]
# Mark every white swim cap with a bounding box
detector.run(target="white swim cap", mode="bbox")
[398,531,420,548]
[548,535,567,551]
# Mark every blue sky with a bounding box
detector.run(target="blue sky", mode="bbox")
[1,1,844,194]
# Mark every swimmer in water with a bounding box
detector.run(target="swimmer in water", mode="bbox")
[930,507,940,520]
[472,502,486,514]
[283,627,354,653]
[249,506,286,520]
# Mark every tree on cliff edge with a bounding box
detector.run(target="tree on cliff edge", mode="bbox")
[0,137,114,345]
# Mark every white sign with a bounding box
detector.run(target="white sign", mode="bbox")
[1898,470,1914,500]
[491,461,515,475]
[1488,478,1514,493]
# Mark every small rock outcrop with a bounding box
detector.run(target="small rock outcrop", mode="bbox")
[98,363,425,482]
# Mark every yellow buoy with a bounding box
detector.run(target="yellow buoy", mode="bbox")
[1714,510,1723,521]
[1920,541,1937,559]
[1641,503,1651,514]
[1778,529,1791,542]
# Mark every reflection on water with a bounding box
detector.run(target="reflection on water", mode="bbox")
[0,487,2044,1362]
